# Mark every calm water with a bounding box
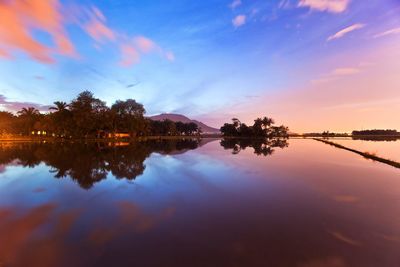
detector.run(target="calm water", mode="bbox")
[0,138,399,267]
[330,137,400,162]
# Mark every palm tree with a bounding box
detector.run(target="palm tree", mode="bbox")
[261,117,274,128]
[49,101,70,136]
[17,107,40,135]
[49,101,69,112]
[17,107,40,117]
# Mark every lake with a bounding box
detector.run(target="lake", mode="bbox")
[0,138,399,267]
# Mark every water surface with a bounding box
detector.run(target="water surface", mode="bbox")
[330,137,400,162]
[0,138,399,267]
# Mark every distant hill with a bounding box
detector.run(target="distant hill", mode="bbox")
[148,113,220,133]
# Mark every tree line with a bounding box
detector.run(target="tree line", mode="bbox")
[0,91,200,138]
[352,129,399,136]
[220,117,289,137]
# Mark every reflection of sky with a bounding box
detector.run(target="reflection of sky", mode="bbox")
[0,0,399,132]
[0,139,400,265]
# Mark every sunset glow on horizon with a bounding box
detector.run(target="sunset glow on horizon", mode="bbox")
[0,0,399,133]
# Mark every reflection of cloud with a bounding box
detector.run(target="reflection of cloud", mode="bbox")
[298,257,347,267]
[333,195,359,203]
[298,0,350,13]
[0,94,51,112]
[0,204,57,266]
[118,201,175,232]
[86,201,176,246]
[33,187,47,193]
[327,24,365,41]
[329,231,362,246]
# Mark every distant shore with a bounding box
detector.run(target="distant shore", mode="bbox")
[0,135,213,142]
[1,134,400,142]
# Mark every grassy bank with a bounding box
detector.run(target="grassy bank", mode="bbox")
[313,138,400,169]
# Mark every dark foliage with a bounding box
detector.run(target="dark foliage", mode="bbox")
[352,129,399,136]
[220,138,289,156]
[0,91,201,138]
[220,117,289,138]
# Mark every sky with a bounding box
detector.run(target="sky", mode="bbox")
[0,0,399,133]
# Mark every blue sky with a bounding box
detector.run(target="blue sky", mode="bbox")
[0,0,400,131]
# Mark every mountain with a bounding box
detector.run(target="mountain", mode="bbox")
[148,113,220,133]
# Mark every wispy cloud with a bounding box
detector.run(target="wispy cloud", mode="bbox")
[119,44,140,67]
[327,23,365,41]
[278,0,293,9]
[0,94,50,112]
[232,15,246,28]
[312,67,361,84]
[373,27,400,38]
[165,51,175,62]
[0,1,173,67]
[0,0,77,63]
[82,7,116,43]
[229,0,242,9]
[298,0,351,13]
[331,67,360,75]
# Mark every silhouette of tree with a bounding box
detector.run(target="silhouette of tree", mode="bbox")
[17,107,41,135]
[220,116,288,137]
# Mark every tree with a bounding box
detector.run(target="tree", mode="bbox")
[49,101,69,112]
[111,99,146,137]
[69,91,109,137]
[17,107,40,135]
[220,116,288,138]
[49,101,71,136]
[0,111,17,135]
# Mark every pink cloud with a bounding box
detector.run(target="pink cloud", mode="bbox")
[0,95,51,113]
[165,51,175,62]
[119,44,140,67]
[134,36,157,53]
[373,27,400,38]
[327,23,365,41]
[82,7,116,43]
[0,1,173,66]
[298,0,351,13]
[232,15,246,28]
[0,0,78,63]
[331,67,360,75]
[229,0,242,9]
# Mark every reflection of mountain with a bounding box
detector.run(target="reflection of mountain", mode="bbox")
[149,113,220,133]
[220,138,289,156]
[0,139,201,189]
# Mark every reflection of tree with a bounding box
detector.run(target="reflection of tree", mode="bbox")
[220,138,288,156]
[0,139,199,189]
[352,136,400,142]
